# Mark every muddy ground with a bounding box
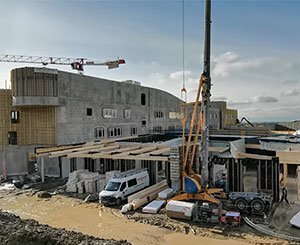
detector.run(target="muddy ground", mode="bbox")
[0,179,295,245]
[0,211,130,245]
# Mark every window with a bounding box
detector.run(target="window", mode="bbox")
[11,111,20,123]
[108,127,114,137]
[117,128,122,136]
[84,158,95,172]
[8,131,17,145]
[141,93,146,105]
[131,126,137,136]
[70,158,77,172]
[102,108,117,118]
[107,127,122,138]
[95,127,105,138]
[169,112,181,119]
[168,126,176,131]
[124,109,131,119]
[120,182,126,191]
[87,108,92,116]
[128,178,137,187]
[154,111,164,118]
[142,118,146,127]
[153,126,162,133]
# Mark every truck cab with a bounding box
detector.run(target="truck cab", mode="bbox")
[99,169,149,206]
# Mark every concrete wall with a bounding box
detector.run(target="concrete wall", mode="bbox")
[0,145,36,176]
[260,140,300,151]
[210,101,237,129]
[186,105,221,130]
[56,71,182,144]
[230,138,245,158]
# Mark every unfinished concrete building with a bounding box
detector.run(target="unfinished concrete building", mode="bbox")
[0,66,238,177]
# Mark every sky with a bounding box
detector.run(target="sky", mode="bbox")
[0,0,300,122]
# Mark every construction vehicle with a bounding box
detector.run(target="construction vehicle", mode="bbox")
[99,169,150,206]
[229,192,272,214]
[237,117,254,127]
[172,0,223,204]
[0,54,125,73]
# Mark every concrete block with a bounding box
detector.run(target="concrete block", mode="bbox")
[171,179,181,191]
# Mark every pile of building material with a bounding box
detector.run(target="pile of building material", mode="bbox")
[166,200,196,220]
[123,180,168,212]
[169,147,181,191]
[158,188,175,199]
[66,170,106,194]
[0,183,15,191]
[290,210,300,229]
[142,200,165,214]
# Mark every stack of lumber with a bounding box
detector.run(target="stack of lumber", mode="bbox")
[127,180,168,211]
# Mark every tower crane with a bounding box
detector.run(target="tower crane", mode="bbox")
[0,54,126,72]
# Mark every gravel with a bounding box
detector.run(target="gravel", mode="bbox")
[0,211,130,245]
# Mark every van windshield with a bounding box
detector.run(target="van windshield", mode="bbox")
[105,181,121,191]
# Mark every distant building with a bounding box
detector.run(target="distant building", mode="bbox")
[185,101,238,130]
[210,101,238,129]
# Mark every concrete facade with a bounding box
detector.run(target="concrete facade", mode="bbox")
[11,67,182,145]
[1,67,238,177]
[2,67,184,176]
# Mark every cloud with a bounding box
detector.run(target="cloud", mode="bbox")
[223,95,278,107]
[281,79,299,85]
[253,95,278,103]
[169,70,192,80]
[281,89,300,96]
[228,99,252,107]
[211,96,227,101]
[212,51,266,77]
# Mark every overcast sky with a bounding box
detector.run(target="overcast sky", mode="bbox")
[0,0,300,122]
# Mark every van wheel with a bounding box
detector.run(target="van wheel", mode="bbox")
[116,198,122,206]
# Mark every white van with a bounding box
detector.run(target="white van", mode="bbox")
[99,169,150,206]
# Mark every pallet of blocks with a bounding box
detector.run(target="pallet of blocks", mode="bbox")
[66,170,106,194]
[166,200,196,220]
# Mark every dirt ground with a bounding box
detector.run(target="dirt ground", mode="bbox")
[0,187,290,245]
[0,211,129,245]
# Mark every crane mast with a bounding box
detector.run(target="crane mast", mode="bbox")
[201,0,211,185]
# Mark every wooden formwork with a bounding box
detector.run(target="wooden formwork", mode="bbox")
[0,89,56,146]
[0,89,13,145]
[17,106,56,145]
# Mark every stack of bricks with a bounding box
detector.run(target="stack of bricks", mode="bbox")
[170,146,181,180]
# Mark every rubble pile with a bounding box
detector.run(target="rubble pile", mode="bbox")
[0,211,130,245]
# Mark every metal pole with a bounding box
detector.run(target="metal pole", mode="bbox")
[41,157,45,183]
[201,0,211,186]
